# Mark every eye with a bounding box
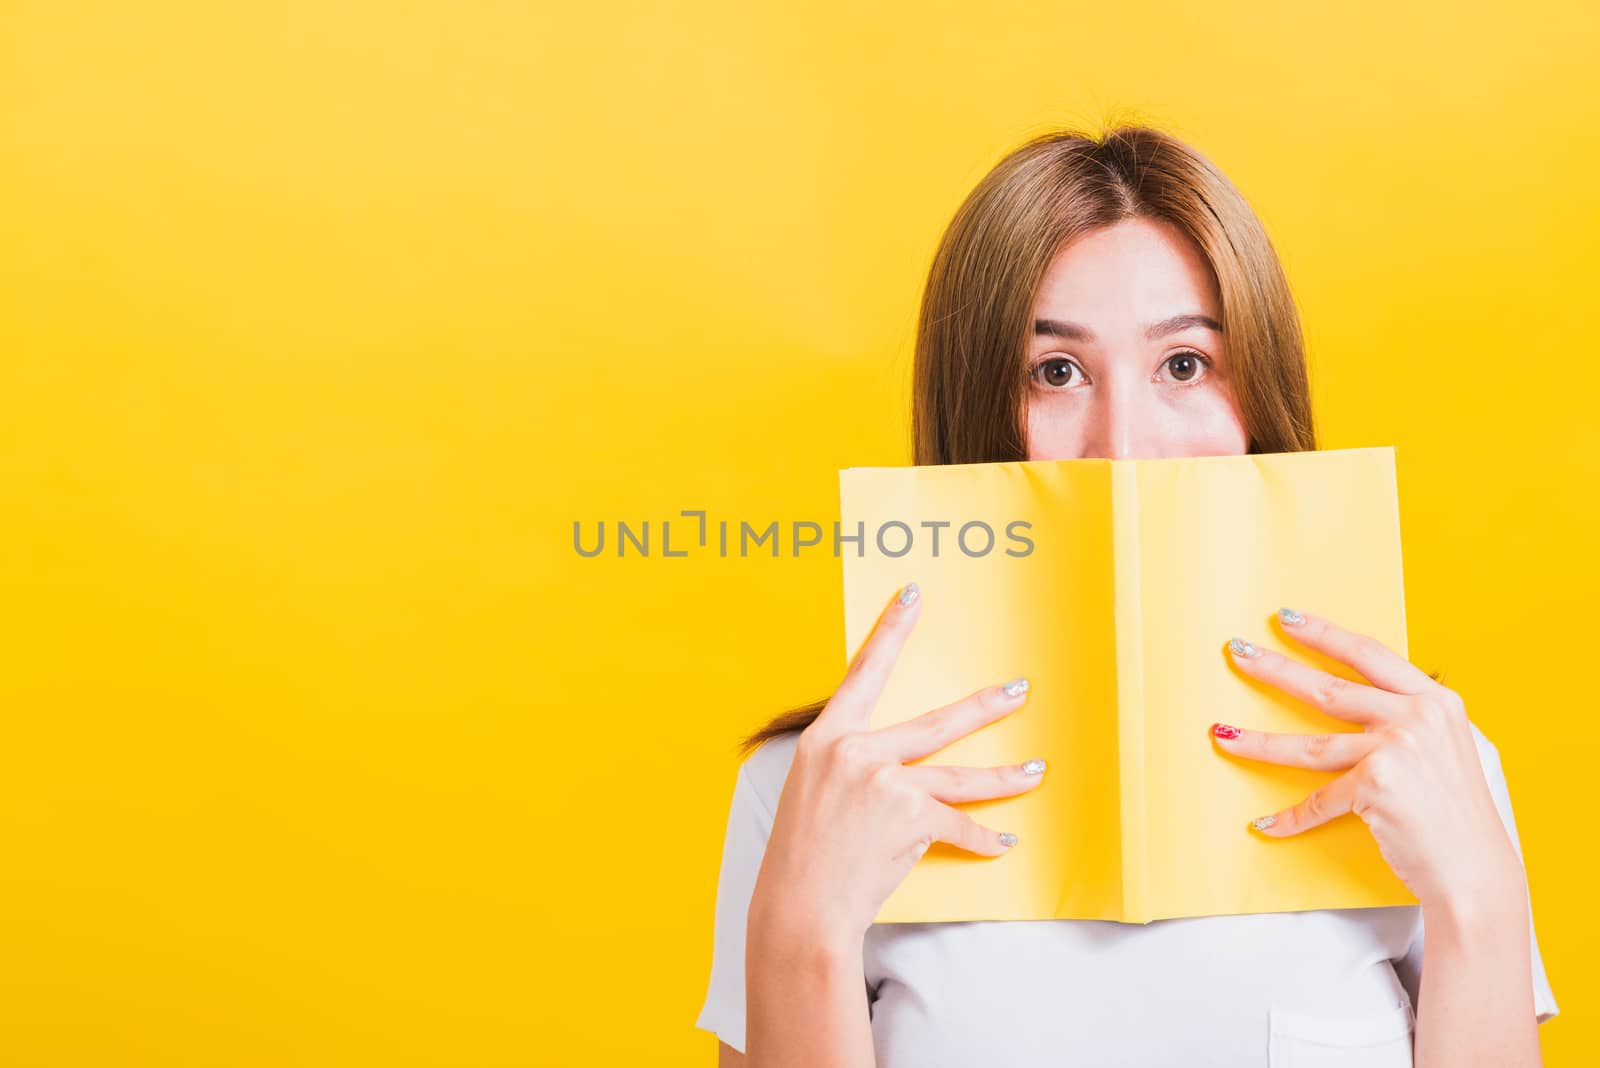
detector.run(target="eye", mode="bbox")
[1031,356,1086,389]
[1160,350,1211,385]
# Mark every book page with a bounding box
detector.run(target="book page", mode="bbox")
[1133,447,1418,921]
[840,460,1122,922]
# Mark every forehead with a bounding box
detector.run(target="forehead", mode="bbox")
[1031,217,1220,320]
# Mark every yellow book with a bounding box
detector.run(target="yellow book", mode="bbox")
[839,446,1418,924]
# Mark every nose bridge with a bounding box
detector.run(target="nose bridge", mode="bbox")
[1087,370,1144,460]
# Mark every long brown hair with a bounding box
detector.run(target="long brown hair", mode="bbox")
[737,121,1317,756]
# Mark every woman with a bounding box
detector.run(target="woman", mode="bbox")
[695,125,1558,1066]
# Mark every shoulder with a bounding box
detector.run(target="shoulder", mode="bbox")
[1465,717,1497,757]
[736,730,802,822]
[1459,717,1531,856]
[1463,718,1507,788]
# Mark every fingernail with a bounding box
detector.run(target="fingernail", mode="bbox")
[1211,723,1241,740]
[998,832,1018,847]
[1228,636,1261,659]
[1251,814,1278,831]
[1001,677,1030,698]
[897,582,920,605]
[1277,607,1305,626]
[1021,758,1047,775]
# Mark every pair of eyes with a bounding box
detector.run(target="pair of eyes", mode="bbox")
[1029,351,1213,390]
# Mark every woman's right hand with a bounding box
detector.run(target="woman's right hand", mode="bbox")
[746,580,1047,952]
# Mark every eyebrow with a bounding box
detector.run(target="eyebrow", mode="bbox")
[1032,313,1223,343]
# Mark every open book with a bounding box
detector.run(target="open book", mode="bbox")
[839,446,1418,924]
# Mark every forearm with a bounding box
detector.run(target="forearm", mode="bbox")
[744,907,875,1068]
[1413,866,1541,1068]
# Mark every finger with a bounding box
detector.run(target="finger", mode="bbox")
[928,800,1018,857]
[819,581,923,734]
[901,757,1048,803]
[1273,608,1434,695]
[1249,766,1362,838]
[1225,636,1402,727]
[870,678,1031,763]
[1209,722,1376,771]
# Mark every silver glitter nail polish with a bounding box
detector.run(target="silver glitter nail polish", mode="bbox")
[1021,758,1047,776]
[998,832,1018,847]
[897,582,920,605]
[1277,607,1305,626]
[1002,677,1030,698]
[1252,814,1278,831]
[1228,636,1261,659]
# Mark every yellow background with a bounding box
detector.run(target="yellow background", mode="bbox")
[1,2,1593,1064]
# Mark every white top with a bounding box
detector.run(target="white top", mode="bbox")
[695,721,1558,1065]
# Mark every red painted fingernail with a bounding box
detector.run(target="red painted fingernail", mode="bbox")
[1211,723,1241,739]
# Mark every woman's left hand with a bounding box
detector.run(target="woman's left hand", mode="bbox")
[1210,608,1523,913]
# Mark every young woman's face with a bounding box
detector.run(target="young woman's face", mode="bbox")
[1025,217,1250,461]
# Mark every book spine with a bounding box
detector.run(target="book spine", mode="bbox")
[1111,462,1150,924]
